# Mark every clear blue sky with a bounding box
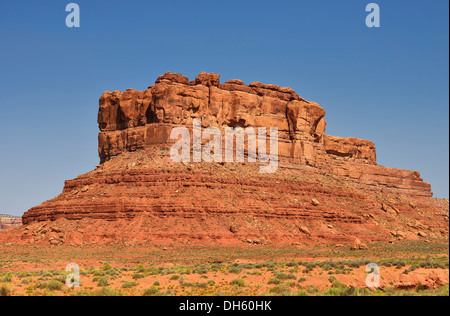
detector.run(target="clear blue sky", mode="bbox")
[0,0,448,216]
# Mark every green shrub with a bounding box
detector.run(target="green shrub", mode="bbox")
[91,270,104,277]
[269,284,291,295]
[193,266,209,274]
[322,264,333,271]
[143,287,160,296]
[383,286,396,295]
[228,266,242,274]
[1,273,12,283]
[95,287,122,296]
[330,281,347,289]
[0,284,12,296]
[132,273,145,280]
[196,282,208,289]
[323,287,345,296]
[328,276,337,283]
[344,286,371,296]
[21,279,31,285]
[17,271,31,278]
[250,271,262,276]
[230,279,245,287]
[36,280,63,291]
[243,263,256,270]
[122,281,137,289]
[105,269,117,276]
[307,285,319,294]
[96,276,110,287]
[102,264,112,271]
[419,262,446,269]
[346,261,361,268]
[268,278,281,285]
[274,272,296,280]
[46,280,63,291]
[403,265,419,274]
[416,284,426,292]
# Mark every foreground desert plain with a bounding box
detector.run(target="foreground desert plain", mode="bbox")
[0,72,448,296]
[0,237,449,296]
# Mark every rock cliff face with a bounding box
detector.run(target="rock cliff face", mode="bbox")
[98,72,329,168]
[15,72,445,246]
[0,215,22,230]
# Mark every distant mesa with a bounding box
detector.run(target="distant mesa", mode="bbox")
[0,214,22,230]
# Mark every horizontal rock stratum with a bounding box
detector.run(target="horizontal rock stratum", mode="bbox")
[14,72,447,246]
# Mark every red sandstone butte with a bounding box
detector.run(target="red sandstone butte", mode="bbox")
[10,72,447,246]
[95,71,430,195]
